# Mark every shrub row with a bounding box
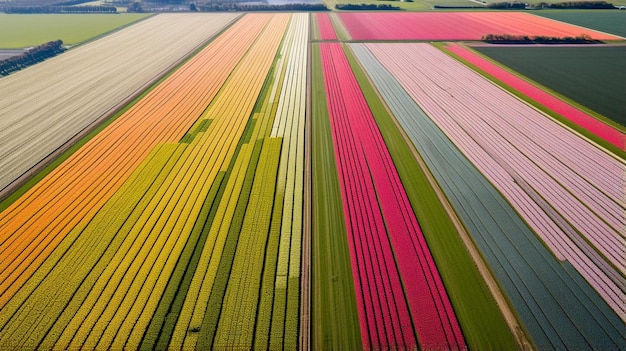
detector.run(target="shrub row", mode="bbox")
[0,40,64,76]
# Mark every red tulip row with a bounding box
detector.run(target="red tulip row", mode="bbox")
[320,42,466,351]
[316,13,337,40]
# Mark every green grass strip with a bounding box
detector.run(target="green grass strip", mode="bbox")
[139,171,225,351]
[0,13,151,49]
[344,43,519,351]
[310,43,362,350]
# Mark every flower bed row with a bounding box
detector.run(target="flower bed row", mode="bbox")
[320,42,466,351]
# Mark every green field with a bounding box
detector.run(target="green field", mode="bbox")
[534,10,626,37]
[475,45,626,127]
[0,13,150,48]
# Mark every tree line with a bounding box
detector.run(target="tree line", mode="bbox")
[0,40,65,76]
[196,2,327,11]
[482,33,601,44]
[335,3,401,10]
[486,2,525,9]
[484,0,616,9]
[3,5,117,13]
[534,1,615,8]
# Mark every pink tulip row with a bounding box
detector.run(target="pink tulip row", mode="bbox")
[320,42,466,351]
[446,43,625,149]
[338,12,620,41]
[365,43,625,320]
[316,13,337,40]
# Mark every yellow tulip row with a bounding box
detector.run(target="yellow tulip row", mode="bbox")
[213,138,282,349]
[167,14,291,351]
[0,143,180,349]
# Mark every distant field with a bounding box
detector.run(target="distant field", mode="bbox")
[338,12,620,40]
[534,10,626,38]
[0,13,150,48]
[475,45,626,126]
[324,0,481,11]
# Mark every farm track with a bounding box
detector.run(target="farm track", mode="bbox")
[395,111,533,351]
[299,33,312,351]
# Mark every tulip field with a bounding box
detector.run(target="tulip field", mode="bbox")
[469,44,626,129]
[1,10,625,351]
[0,13,240,197]
[338,12,622,41]
[320,42,465,351]
[445,43,625,150]
[350,42,624,350]
[0,13,309,350]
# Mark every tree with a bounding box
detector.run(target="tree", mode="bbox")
[128,2,142,12]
